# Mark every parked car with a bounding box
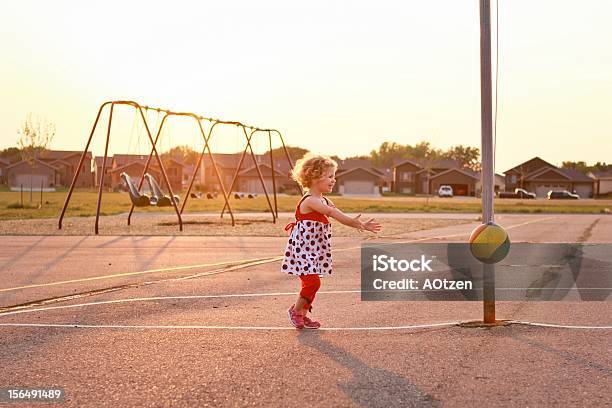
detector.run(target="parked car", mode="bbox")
[547,190,579,200]
[498,188,536,199]
[438,185,453,197]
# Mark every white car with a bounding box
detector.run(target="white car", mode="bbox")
[438,185,453,197]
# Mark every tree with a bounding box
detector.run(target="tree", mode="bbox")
[443,145,481,171]
[370,141,447,167]
[17,113,55,164]
[162,145,199,165]
[265,145,309,162]
[562,161,593,174]
[370,142,409,167]
[0,147,21,163]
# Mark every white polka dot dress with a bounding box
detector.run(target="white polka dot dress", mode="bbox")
[281,196,333,276]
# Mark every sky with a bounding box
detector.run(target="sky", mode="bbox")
[0,0,610,173]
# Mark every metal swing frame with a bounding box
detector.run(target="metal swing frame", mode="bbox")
[58,100,301,234]
[180,124,303,224]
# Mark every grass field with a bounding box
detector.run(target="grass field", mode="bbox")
[0,190,611,221]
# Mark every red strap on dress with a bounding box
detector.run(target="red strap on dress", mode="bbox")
[284,194,332,233]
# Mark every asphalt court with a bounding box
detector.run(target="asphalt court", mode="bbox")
[0,213,610,407]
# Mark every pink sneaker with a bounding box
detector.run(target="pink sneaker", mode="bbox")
[303,315,321,329]
[287,305,304,329]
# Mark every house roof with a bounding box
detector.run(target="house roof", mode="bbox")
[41,150,92,160]
[335,158,392,181]
[416,158,460,169]
[108,161,160,174]
[238,163,286,177]
[49,159,72,167]
[392,158,422,169]
[524,166,593,182]
[202,153,294,175]
[525,167,571,180]
[393,157,461,171]
[558,168,594,182]
[5,158,60,171]
[335,166,383,180]
[503,156,557,174]
[430,167,480,180]
[588,170,612,179]
[203,153,242,168]
[164,157,185,167]
[112,154,150,166]
[0,157,10,166]
[337,158,373,170]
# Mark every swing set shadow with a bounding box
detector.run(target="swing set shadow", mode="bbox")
[58,100,302,234]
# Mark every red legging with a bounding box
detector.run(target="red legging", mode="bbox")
[299,274,321,309]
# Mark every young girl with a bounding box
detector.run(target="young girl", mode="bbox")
[281,153,381,329]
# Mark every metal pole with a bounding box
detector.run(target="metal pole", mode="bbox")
[95,103,114,235]
[220,131,251,218]
[196,120,236,225]
[245,128,276,222]
[275,130,303,196]
[268,130,278,218]
[479,0,495,323]
[59,102,109,229]
[180,145,206,214]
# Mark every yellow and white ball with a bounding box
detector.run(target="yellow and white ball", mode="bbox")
[469,222,510,264]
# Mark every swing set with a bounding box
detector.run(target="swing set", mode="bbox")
[58,100,302,234]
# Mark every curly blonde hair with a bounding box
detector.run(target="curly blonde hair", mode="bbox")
[290,153,338,189]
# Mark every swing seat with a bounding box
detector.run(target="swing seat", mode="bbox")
[155,195,180,207]
[144,173,180,207]
[120,172,155,207]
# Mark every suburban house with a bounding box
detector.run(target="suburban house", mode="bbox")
[91,152,296,195]
[236,162,293,194]
[4,150,94,189]
[393,158,484,196]
[103,154,184,192]
[200,153,296,194]
[503,157,594,198]
[94,156,112,188]
[333,159,389,196]
[0,157,9,184]
[588,170,612,196]
[475,173,506,196]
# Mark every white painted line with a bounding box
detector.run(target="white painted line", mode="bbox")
[0,322,460,331]
[0,255,281,293]
[0,290,609,330]
[0,320,609,331]
[511,321,612,330]
[0,290,361,318]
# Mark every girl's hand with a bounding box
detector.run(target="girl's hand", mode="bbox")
[353,214,381,233]
[362,217,381,233]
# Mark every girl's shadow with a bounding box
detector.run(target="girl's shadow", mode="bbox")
[298,330,442,408]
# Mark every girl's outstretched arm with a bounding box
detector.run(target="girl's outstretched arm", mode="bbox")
[303,197,381,233]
